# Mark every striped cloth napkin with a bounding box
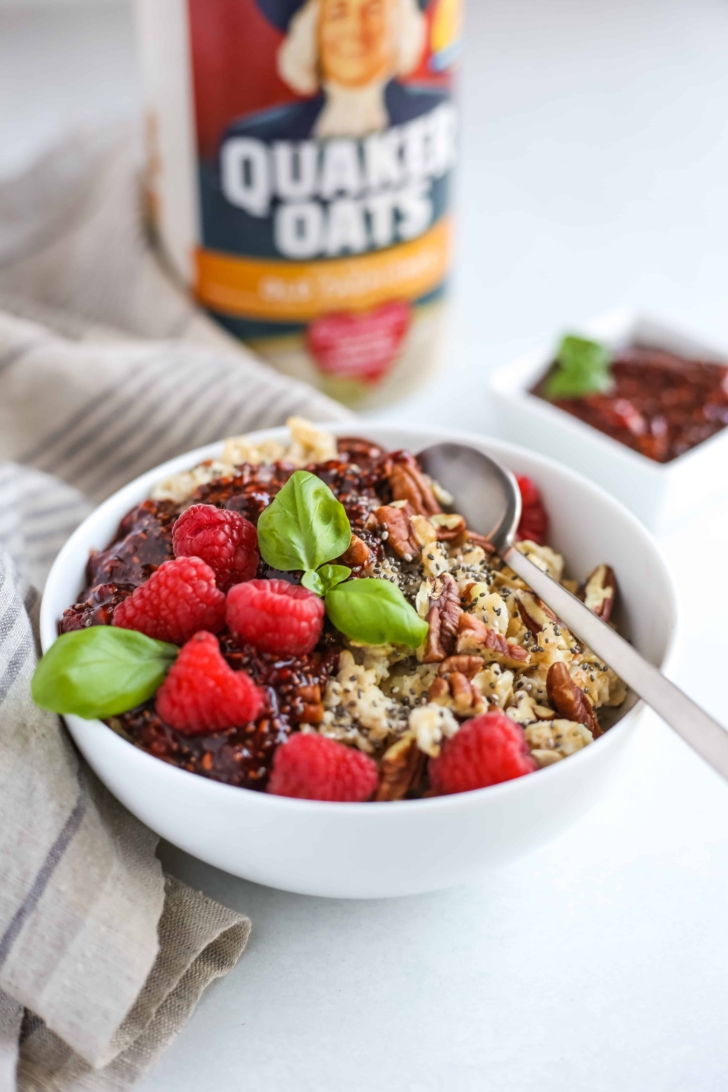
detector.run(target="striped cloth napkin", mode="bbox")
[0,126,351,1092]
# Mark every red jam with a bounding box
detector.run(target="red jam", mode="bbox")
[536,345,728,463]
[60,439,392,789]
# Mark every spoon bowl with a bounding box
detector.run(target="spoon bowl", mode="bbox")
[417,442,521,554]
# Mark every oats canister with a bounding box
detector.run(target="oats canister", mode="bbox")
[135,0,461,407]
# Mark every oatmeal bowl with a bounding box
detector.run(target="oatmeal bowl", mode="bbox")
[38,419,678,898]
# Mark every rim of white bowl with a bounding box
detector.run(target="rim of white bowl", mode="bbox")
[41,423,680,815]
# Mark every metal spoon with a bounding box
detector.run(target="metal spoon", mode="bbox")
[417,441,728,781]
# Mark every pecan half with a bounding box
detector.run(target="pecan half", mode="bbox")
[422,573,461,662]
[389,452,442,516]
[546,662,601,737]
[456,614,531,669]
[375,504,420,561]
[340,533,371,568]
[438,655,483,679]
[515,590,557,634]
[580,564,617,622]
[428,671,482,716]
[374,734,426,801]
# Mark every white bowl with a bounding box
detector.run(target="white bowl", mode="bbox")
[40,425,678,899]
[488,308,728,534]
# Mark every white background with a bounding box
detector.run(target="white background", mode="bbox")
[2,2,728,1090]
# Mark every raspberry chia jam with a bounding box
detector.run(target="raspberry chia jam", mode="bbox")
[136,0,462,407]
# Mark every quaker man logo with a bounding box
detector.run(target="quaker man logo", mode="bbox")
[277,0,427,138]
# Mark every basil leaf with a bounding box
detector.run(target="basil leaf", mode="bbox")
[325,578,428,649]
[257,470,351,572]
[31,627,178,720]
[302,564,351,597]
[545,334,613,399]
[317,564,352,594]
[301,569,325,596]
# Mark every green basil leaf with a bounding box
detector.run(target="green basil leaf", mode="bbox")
[545,334,613,399]
[257,470,351,572]
[31,627,178,720]
[325,578,428,649]
[302,564,351,597]
[301,569,325,596]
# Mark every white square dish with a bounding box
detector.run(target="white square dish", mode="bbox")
[487,308,728,533]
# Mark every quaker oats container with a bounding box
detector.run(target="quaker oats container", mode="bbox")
[135,0,462,408]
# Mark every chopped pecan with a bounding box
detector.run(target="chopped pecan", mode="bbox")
[438,655,483,679]
[375,503,420,561]
[374,734,426,801]
[580,564,617,622]
[430,513,467,542]
[428,671,482,716]
[546,662,601,737]
[388,452,442,516]
[422,573,461,662]
[515,590,557,634]
[340,533,371,568]
[291,685,324,725]
[298,703,324,724]
[428,676,450,703]
[456,614,531,669]
[463,531,496,555]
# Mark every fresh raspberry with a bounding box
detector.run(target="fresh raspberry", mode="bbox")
[429,711,537,796]
[515,474,549,545]
[173,504,259,590]
[113,557,226,644]
[155,631,264,735]
[226,579,324,656]
[268,732,378,802]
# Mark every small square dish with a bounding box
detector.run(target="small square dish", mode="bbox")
[487,308,728,533]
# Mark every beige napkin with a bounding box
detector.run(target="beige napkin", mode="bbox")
[0,124,352,1092]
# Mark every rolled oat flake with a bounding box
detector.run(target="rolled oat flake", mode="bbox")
[135,0,461,406]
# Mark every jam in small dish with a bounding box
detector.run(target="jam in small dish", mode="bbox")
[535,335,728,463]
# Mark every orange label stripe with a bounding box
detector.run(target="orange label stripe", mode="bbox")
[194,217,451,322]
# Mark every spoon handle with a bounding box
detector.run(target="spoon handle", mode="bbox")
[504,547,728,781]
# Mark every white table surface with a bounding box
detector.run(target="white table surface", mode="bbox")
[3,2,728,1089]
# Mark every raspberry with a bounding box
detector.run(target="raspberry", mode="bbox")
[156,631,264,735]
[226,579,324,656]
[173,504,259,590]
[268,732,378,801]
[429,711,536,796]
[515,474,549,545]
[113,557,226,644]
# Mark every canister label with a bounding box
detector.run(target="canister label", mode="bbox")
[186,0,460,396]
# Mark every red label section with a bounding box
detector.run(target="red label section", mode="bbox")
[306,302,412,384]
